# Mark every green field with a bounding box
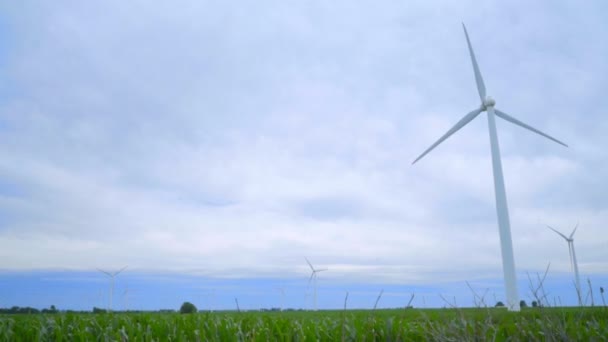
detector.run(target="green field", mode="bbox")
[1,307,607,341]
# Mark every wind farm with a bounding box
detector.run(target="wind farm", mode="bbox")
[1,0,607,339]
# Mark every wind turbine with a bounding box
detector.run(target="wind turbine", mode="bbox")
[547,223,582,306]
[122,284,137,312]
[123,287,130,311]
[412,24,568,312]
[276,287,286,311]
[305,257,327,311]
[204,288,217,312]
[97,266,128,312]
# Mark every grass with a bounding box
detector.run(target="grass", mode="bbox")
[1,307,607,341]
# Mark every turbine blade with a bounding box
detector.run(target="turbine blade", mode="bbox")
[114,266,128,276]
[570,223,579,239]
[308,272,315,286]
[317,268,328,272]
[305,257,314,271]
[412,108,483,164]
[547,225,569,241]
[97,268,112,277]
[494,109,568,147]
[462,23,486,102]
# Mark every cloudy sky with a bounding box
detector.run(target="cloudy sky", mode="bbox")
[0,1,606,309]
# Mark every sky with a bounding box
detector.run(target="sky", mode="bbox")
[0,1,607,310]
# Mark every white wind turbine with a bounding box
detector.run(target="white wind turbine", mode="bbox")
[276,287,286,311]
[412,24,568,311]
[547,224,582,306]
[305,257,327,311]
[122,284,137,312]
[204,288,217,312]
[97,266,128,312]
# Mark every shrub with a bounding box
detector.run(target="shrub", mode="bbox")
[179,302,197,314]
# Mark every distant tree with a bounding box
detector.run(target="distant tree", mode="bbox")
[495,301,505,307]
[92,307,107,314]
[531,300,538,308]
[6,306,40,314]
[179,302,197,314]
[520,300,527,308]
[42,305,58,314]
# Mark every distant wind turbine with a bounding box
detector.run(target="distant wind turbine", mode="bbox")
[547,223,582,306]
[122,284,136,312]
[305,257,327,311]
[276,287,286,311]
[205,289,217,312]
[412,23,568,312]
[97,266,128,312]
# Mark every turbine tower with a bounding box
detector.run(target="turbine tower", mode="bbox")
[97,266,128,312]
[305,257,327,311]
[547,224,582,306]
[412,24,568,311]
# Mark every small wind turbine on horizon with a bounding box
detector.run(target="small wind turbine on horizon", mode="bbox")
[123,287,129,311]
[547,223,582,306]
[122,284,137,312]
[412,23,568,312]
[205,288,217,312]
[305,257,327,311]
[276,287,286,311]
[97,266,128,312]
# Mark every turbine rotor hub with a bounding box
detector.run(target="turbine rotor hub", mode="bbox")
[483,96,496,108]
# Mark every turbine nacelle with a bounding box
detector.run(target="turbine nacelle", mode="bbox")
[483,96,496,109]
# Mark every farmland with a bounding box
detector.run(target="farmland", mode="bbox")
[1,307,607,341]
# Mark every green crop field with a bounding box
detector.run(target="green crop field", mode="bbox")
[1,307,607,341]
